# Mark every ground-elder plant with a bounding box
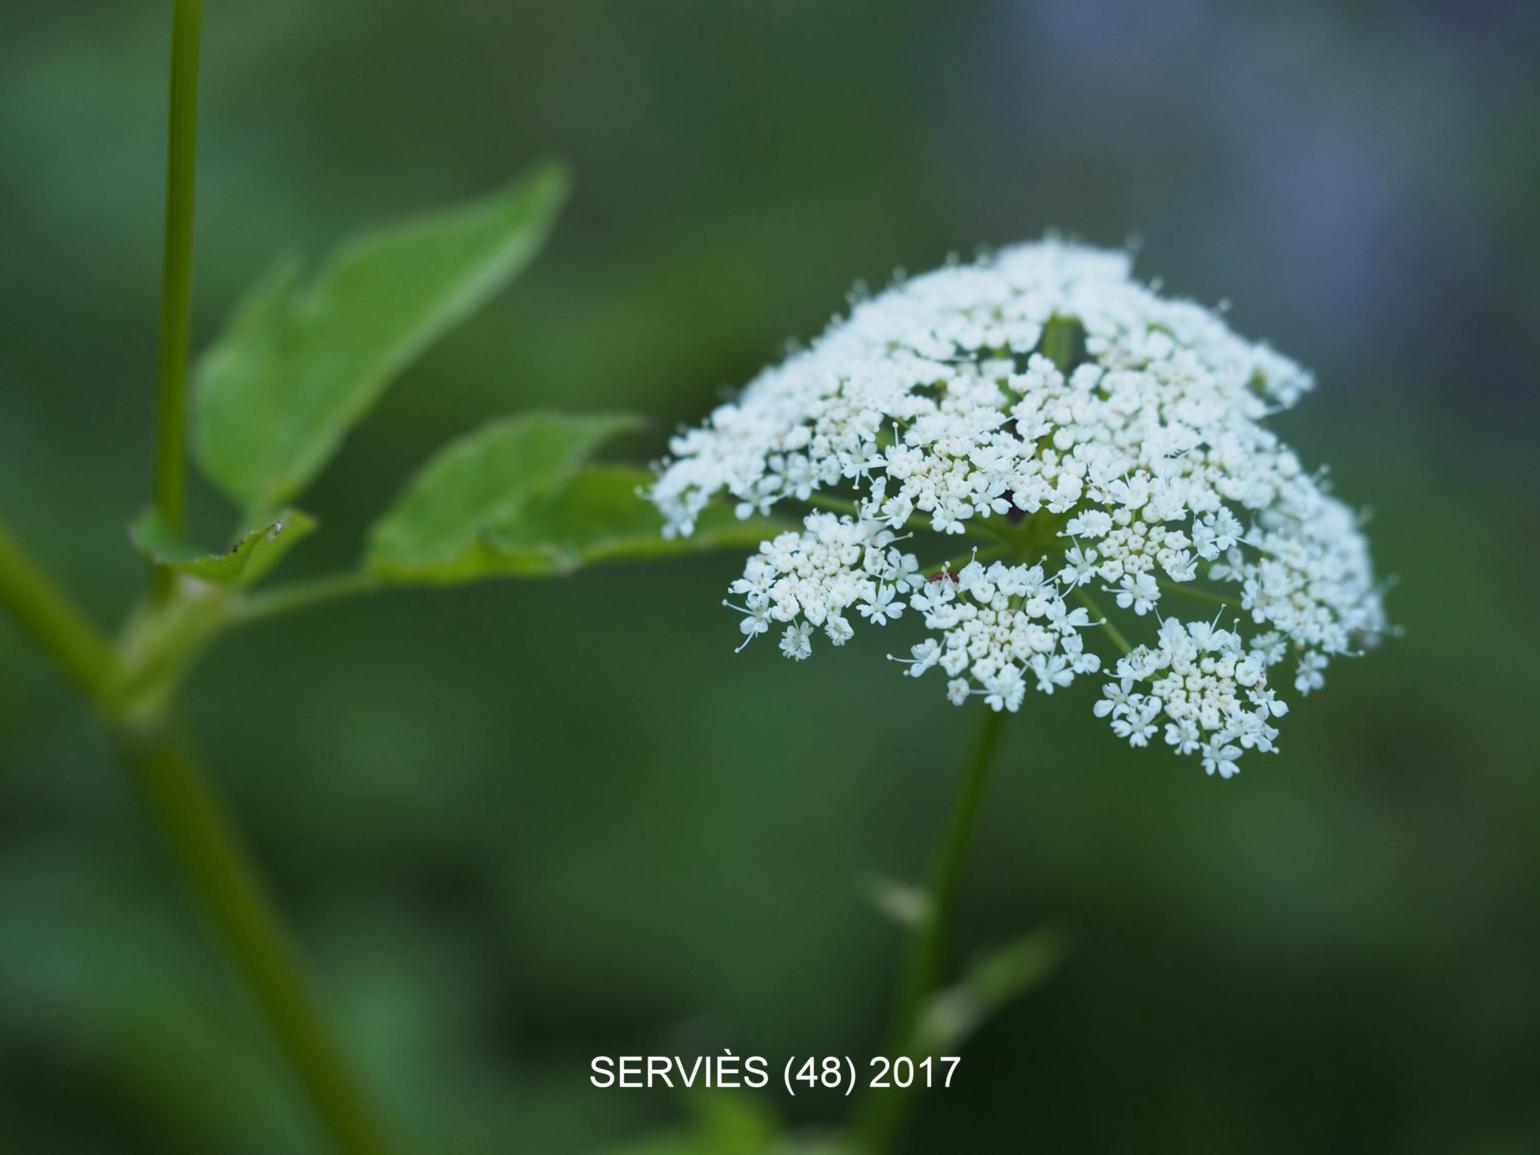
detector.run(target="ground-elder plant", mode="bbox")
[0,6,1388,1155]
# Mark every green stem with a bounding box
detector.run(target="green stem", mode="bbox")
[120,730,402,1155]
[1156,578,1234,609]
[917,542,1014,577]
[0,515,118,709]
[804,493,864,519]
[230,571,385,628]
[1072,586,1131,656]
[0,520,400,1155]
[857,706,1008,1153]
[153,0,202,539]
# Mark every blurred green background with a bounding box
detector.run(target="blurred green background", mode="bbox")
[2,2,1538,1152]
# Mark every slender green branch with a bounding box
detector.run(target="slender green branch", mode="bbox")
[1156,578,1234,609]
[120,730,403,1155]
[230,571,385,628]
[894,707,1007,1040]
[1072,585,1132,655]
[0,515,118,708]
[917,542,1014,577]
[960,516,1012,544]
[857,706,1008,1153]
[153,0,203,538]
[803,492,864,519]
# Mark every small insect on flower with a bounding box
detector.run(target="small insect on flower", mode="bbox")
[650,241,1386,777]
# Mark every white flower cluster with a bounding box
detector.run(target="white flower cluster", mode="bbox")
[650,241,1385,777]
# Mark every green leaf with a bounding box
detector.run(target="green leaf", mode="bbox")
[468,466,784,578]
[914,926,1069,1052]
[367,420,786,584]
[194,161,570,517]
[130,509,317,587]
[365,412,643,582]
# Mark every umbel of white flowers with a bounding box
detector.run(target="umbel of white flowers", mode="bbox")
[648,241,1385,778]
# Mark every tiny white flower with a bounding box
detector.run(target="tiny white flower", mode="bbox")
[857,584,904,625]
[1061,543,1099,587]
[779,622,814,661]
[1295,651,1328,695]
[1202,742,1243,780]
[902,638,942,677]
[1065,509,1112,538]
[982,667,1026,713]
[1030,654,1074,694]
[1095,677,1135,719]
[1112,571,1160,616]
[1111,695,1160,747]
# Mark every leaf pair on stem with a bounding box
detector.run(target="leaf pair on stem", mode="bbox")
[126,163,774,715]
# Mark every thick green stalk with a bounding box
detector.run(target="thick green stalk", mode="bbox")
[0,520,401,1154]
[153,0,202,537]
[120,731,402,1155]
[857,706,1008,1153]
